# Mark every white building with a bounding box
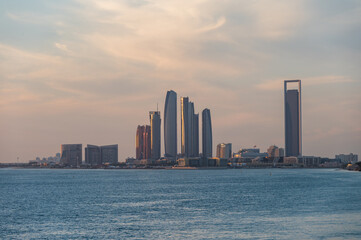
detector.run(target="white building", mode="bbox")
[335,153,358,163]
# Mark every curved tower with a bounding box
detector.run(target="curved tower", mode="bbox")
[164,90,177,158]
[202,108,212,158]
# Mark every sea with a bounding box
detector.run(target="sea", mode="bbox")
[0,168,360,239]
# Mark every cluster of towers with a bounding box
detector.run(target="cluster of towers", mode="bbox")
[136,90,212,160]
[135,79,301,161]
[136,112,161,160]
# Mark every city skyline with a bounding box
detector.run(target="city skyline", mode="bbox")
[0,1,360,162]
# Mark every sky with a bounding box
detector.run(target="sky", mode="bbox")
[0,0,360,163]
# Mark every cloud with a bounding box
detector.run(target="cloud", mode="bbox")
[54,42,71,53]
[1,0,361,161]
[198,16,226,32]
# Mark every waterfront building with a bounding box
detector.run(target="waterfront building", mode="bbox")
[181,97,198,157]
[202,109,213,158]
[267,145,284,160]
[136,125,151,159]
[101,145,118,164]
[60,144,82,166]
[85,144,118,165]
[136,125,145,160]
[237,148,268,159]
[335,153,358,164]
[216,143,231,159]
[284,156,298,164]
[301,156,321,167]
[143,125,151,159]
[164,90,177,158]
[150,111,161,160]
[188,101,195,157]
[284,80,302,157]
[85,144,101,165]
[193,113,199,157]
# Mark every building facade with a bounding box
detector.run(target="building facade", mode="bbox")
[136,125,151,160]
[284,80,302,157]
[143,125,151,159]
[336,153,358,163]
[181,97,199,158]
[216,143,231,159]
[150,111,161,160]
[193,113,199,157]
[85,144,118,165]
[60,144,82,166]
[267,145,284,158]
[136,125,145,160]
[85,144,101,165]
[202,109,212,158]
[101,145,118,164]
[164,90,177,158]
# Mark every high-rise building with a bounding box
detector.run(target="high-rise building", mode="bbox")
[85,144,101,165]
[216,143,231,159]
[181,97,199,157]
[60,144,82,166]
[202,109,212,158]
[136,125,151,160]
[164,90,177,158]
[188,101,195,156]
[101,145,118,164]
[193,113,199,157]
[150,111,161,159]
[181,97,190,157]
[143,125,151,159]
[136,125,145,160]
[284,80,302,157]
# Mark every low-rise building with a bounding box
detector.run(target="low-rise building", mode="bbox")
[335,153,358,164]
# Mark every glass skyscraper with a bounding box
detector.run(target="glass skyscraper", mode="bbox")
[150,111,161,160]
[202,108,212,158]
[136,125,151,160]
[164,90,177,158]
[284,80,302,157]
[181,97,199,157]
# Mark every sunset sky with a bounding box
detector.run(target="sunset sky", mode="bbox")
[0,0,360,162]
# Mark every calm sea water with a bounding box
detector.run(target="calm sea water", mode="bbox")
[0,168,360,239]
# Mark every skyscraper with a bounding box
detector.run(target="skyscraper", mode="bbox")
[202,108,212,158]
[60,144,82,166]
[164,90,177,158]
[136,125,145,160]
[193,113,199,157]
[181,97,199,157]
[284,80,302,157]
[181,97,190,157]
[188,101,195,156]
[150,111,161,160]
[136,125,151,160]
[143,125,151,159]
